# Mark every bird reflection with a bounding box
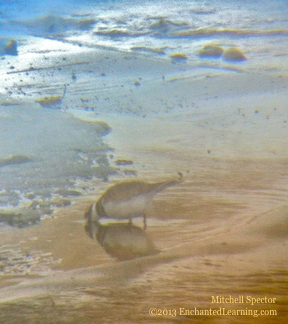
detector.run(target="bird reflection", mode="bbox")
[85,218,159,261]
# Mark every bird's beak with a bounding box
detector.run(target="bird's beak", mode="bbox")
[85,221,97,240]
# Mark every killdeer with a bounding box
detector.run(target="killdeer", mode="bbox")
[85,220,159,260]
[84,175,181,230]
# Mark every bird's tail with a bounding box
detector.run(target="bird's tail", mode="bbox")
[151,173,182,194]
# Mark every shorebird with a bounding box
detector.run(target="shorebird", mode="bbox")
[84,175,181,230]
[85,219,159,260]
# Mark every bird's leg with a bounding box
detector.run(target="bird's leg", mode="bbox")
[143,214,147,230]
[127,217,132,229]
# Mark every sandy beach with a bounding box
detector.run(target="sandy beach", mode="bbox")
[0,29,288,323]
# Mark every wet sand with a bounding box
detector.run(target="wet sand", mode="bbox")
[0,48,288,323]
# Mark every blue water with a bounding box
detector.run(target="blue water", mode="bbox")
[1,0,288,71]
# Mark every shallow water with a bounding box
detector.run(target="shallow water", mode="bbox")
[0,0,288,323]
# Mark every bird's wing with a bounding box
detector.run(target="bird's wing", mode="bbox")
[102,179,179,203]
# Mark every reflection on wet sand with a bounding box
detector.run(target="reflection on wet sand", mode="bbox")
[85,219,159,261]
[0,196,287,323]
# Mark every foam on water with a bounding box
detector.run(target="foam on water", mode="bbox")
[1,0,288,72]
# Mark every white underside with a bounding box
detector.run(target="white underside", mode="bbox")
[103,194,151,219]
